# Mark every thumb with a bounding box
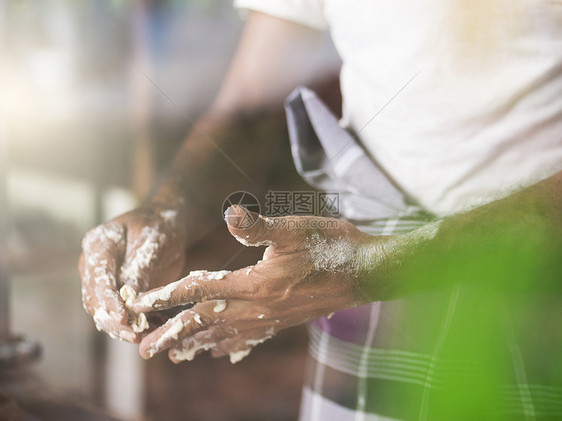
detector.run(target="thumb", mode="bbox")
[224,205,298,249]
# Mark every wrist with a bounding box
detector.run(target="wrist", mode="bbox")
[146,174,222,250]
[147,171,189,208]
[360,220,443,300]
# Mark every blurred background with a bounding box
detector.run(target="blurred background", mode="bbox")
[0,1,329,419]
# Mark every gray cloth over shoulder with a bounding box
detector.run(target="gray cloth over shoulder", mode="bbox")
[284,86,432,223]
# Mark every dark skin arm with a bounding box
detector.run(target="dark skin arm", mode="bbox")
[390,169,562,296]
[135,169,561,362]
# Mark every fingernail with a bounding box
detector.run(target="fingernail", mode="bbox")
[224,205,245,228]
[140,349,153,360]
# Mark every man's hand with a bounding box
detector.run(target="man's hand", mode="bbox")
[133,205,387,363]
[79,203,188,342]
[77,11,337,346]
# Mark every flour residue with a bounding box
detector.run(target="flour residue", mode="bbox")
[137,278,184,309]
[306,233,356,273]
[213,300,227,313]
[93,307,113,333]
[160,209,177,224]
[148,309,190,357]
[119,285,149,333]
[230,327,276,364]
[120,226,165,290]
[137,270,231,310]
[82,222,125,251]
[82,222,127,337]
[233,234,273,248]
[172,338,216,362]
[245,329,274,348]
[186,270,230,281]
[229,348,252,364]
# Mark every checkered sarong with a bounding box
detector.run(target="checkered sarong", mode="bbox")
[284,88,562,420]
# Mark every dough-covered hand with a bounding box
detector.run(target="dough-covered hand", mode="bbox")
[79,203,187,342]
[134,205,386,362]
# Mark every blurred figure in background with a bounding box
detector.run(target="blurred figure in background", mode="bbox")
[80,1,562,419]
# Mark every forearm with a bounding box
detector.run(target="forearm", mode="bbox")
[148,107,287,246]
[143,11,332,247]
[375,170,562,298]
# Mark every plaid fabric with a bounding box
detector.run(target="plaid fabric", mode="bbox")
[284,88,562,420]
[298,218,562,421]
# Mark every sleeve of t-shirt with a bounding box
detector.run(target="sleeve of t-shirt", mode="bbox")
[233,0,328,31]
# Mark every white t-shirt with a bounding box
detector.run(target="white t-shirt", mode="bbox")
[235,0,562,216]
